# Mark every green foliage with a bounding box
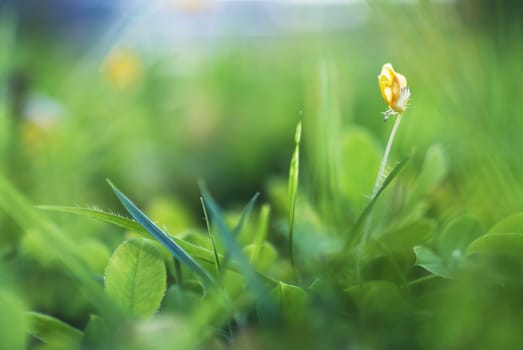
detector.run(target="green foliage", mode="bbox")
[288,121,301,266]
[109,182,214,284]
[345,157,410,248]
[415,215,484,278]
[467,234,523,261]
[39,205,220,266]
[1,2,523,348]
[82,314,109,350]
[26,311,82,349]
[339,128,381,210]
[0,290,28,350]
[407,144,449,206]
[104,238,167,318]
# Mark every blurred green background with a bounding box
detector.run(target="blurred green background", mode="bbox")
[1,0,523,348]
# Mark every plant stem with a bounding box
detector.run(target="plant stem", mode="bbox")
[356,114,403,282]
[361,114,403,245]
[373,114,402,197]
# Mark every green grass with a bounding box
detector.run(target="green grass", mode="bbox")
[1,2,523,349]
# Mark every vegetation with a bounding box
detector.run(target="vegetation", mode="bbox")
[1,1,523,349]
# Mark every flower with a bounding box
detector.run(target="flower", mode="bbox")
[378,63,410,120]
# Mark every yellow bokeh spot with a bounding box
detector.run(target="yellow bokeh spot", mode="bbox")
[103,47,142,90]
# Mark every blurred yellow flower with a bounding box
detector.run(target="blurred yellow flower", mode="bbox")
[378,63,410,120]
[103,47,142,90]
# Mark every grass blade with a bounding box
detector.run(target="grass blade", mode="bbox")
[200,196,221,273]
[37,205,145,233]
[232,192,260,237]
[344,156,410,248]
[198,183,275,313]
[107,180,214,284]
[219,191,260,271]
[0,175,118,321]
[288,121,301,266]
[250,204,271,264]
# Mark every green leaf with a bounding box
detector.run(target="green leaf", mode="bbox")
[104,238,167,318]
[346,281,412,324]
[408,144,449,205]
[0,290,28,350]
[162,284,203,315]
[339,128,381,208]
[250,204,271,264]
[232,192,261,237]
[378,219,435,256]
[345,157,410,248]
[198,184,275,313]
[107,181,214,284]
[288,121,301,266]
[414,246,455,279]
[467,233,523,261]
[26,311,82,348]
[200,197,221,273]
[219,192,261,270]
[38,205,145,233]
[274,282,308,319]
[244,242,278,272]
[39,205,219,267]
[487,212,523,235]
[0,175,114,320]
[437,215,484,262]
[82,314,109,350]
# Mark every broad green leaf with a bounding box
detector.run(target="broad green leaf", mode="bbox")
[437,215,484,262]
[488,212,523,235]
[288,121,301,266]
[408,144,449,205]
[105,238,167,318]
[162,284,203,315]
[414,246,455,279]
[345,157,410,248]
[378,219,435,256]
[467,233,523,261]
[0,290,28,350]
[339,128,381,209]
[82,314,109,350]
[26,311,82,348]
[108,181,213,284]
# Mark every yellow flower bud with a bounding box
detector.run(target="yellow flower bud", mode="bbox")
[378,63,410,119]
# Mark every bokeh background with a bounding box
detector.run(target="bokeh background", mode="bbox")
[1,0,523,347]
[1,0,522,216]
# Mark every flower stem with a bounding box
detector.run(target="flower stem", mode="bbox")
[372,114,402,198]
[356,114,403,283]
